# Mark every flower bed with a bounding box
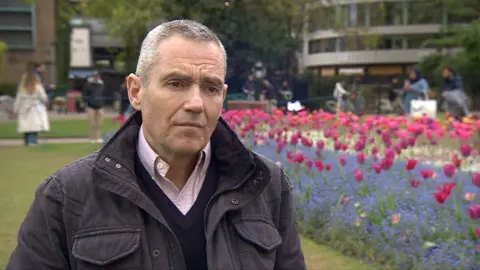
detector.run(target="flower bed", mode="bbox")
[222,109,480,270]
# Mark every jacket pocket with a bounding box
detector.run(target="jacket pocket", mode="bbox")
[72,228,142,270]
[233,217,282,270]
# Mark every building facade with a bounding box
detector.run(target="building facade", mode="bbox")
[0,0,56,84]
[300,0,457,78]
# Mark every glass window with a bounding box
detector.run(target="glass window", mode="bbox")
[377,35,404,50]
[0,11,32,27]
[0,0,29,8]
[0,30,33,48]
[308,38,336,54]
[338,3,368,28]
[369,2,386,26]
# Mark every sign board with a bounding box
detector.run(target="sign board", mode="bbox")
[70,27,92,68]
[410,100,437,119]
[339,68,364,75]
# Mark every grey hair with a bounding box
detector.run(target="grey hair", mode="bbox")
[136,19,227,85]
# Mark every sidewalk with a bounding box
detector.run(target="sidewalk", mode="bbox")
[0,137,93,146]
[0,110,118,124]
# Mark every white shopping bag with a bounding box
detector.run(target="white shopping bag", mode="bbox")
[410,99,437,119]
[287,101,303,112]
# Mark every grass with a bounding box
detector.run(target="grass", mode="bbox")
[0,144,380,270]
[0,118,118,139]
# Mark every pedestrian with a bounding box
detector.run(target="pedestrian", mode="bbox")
[7,19,306,270]
[82,70,105,143]
[13,70,50,146]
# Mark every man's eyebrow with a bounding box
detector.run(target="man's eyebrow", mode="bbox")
[161,71,192,81]
[202,76,223,85]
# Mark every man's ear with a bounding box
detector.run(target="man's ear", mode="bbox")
[127,74,142,111]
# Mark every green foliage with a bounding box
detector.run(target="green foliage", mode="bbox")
[0,41,6,80]
[0,84,17,97]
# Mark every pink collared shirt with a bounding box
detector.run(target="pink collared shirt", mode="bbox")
[137,125,211,215]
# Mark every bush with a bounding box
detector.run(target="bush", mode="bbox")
[0,84,17,97]
[0,41,7,81]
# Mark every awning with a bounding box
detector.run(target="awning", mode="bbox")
[69,69,96,79]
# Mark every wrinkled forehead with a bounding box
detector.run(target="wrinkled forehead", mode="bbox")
[154,37,226,78]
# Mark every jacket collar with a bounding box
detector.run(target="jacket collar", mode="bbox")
[93,111,256,190]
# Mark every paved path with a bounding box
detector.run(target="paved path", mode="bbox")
[0,137,94,146]
[0,110,118,123]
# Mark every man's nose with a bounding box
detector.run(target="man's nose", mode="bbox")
[183,85,204,113]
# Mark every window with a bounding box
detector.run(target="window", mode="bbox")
[369,2,386,26]
[338,3,367,28]
[0,1,34,49]
[377,35,404,50]
[308,38,336,54]
[408,1,443,24]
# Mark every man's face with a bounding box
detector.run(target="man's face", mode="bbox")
[128,36,227,156]
[442,68,451,79]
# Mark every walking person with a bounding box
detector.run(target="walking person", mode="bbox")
[333,80,350,113]
[7,19,306,270]
[83,71,105,143]
[13,71,50,146]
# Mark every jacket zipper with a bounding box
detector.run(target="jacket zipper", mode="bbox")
[204,170,261,270]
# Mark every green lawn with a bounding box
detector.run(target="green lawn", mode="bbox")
[0,144,379,269]
[0,118,118,139]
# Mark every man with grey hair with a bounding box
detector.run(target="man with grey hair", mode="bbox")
[7,19,306,270]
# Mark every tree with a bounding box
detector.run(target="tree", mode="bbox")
[0,41,7,80]
[79,0,165,73]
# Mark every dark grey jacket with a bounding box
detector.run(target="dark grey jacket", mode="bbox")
[7,112,306,270]
[83,78,104,109]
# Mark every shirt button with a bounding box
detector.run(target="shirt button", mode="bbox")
[152,250,160,257]
[158,163,164,169]
[231,199,239,205]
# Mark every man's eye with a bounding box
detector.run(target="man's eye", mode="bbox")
[169,81,182,87]
[206,86,219,93]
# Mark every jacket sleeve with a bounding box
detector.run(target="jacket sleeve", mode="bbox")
[7,176,70,270]
[274,172,307,270]
[411,80,428,95]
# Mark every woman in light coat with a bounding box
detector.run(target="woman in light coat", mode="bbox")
[14,71,50,146]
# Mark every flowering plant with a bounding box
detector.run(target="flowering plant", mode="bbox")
[222,108,480,270]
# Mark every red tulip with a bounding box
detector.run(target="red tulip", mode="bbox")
[405,159,417,171]
[409,178,421,188]
[371,164,382,174]
[356,152,365,164]
[460,144,472,157]
[473,172,480,188]
[381,158,393,170]
[468,204,480,219]
[305,159,313,170]
[452,153,462,168]
[292,153,305,164]
[339,156,346,166]
[354,169,363,182]
[443,163,456,178]
[325,164,332,171]
[314,160,324,172]
[316,140,325,150]
[420,169,435,179]
[433,191,449,204]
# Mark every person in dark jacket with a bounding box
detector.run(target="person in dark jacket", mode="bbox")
[441,66,469,119]
[83,71,105,143]
[7,19,306,270]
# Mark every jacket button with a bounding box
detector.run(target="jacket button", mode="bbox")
[115,164,122,169]
[231,199,239,205]
[152,250,160,257]
[104,157,110,162]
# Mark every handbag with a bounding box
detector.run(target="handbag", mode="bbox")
[410,89,437,118]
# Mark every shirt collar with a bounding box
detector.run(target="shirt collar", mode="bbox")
[136,124,211,179]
